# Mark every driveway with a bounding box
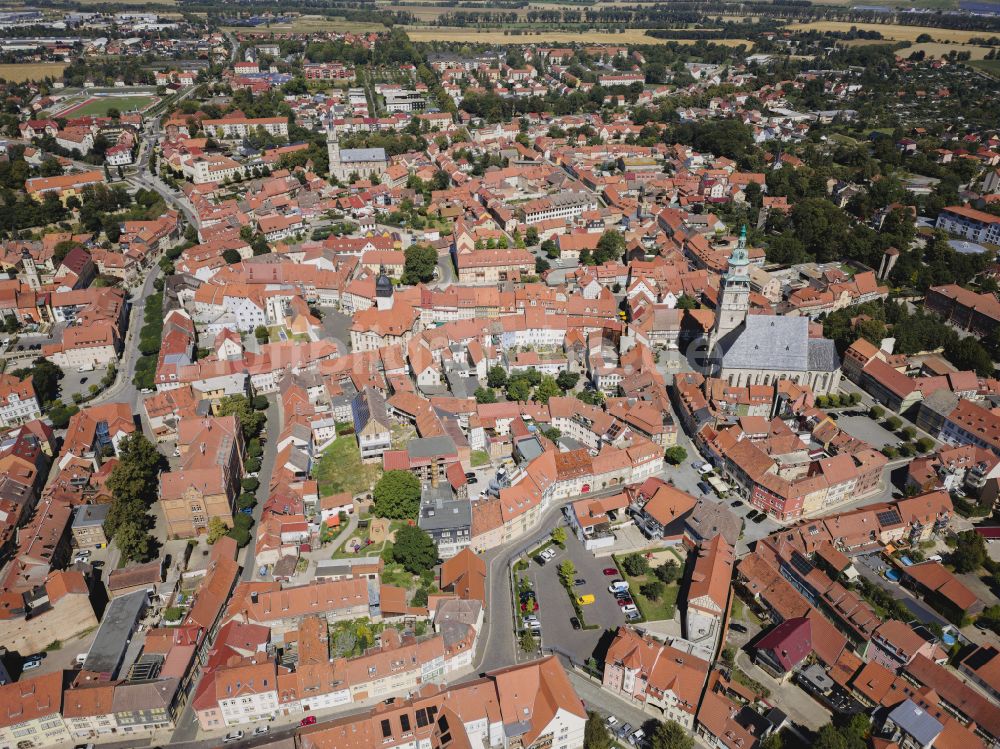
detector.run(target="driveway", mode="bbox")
[526,529,625,665]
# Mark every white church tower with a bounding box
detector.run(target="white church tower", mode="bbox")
[711,225,751,349]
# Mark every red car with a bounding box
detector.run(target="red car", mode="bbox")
[603,568,618,576]
[617,597,635,607]
[300,716,317,726]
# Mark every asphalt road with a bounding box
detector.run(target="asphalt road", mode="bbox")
[241,395,280,582]
[92,264,162,413]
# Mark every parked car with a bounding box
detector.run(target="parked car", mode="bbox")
[300,716,317,726]
[697,481,713,495]
[468,477,479,485]
[608,580,629,593]
[23,658,41,671]
[253,726,270,736]
[464,472,476,479]
[577,594,595,605]
[541,547,557,561]
[617,723,633,739]
[622,604,639,616]
[730,500,744,508]
[625,610,642,621]
[603,568,618,576]
[606,716,620,730]
[534,555,547,566]
[573,578,586,586]
[730,622,748,634]
[223,731,245,743]
[570,616,581,630]
[616,597,635,608]
[629,728,646,746]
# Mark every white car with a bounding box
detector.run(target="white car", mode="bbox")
[622,604,639,615]
[253,725,270,736]
[541,548,557,561]
[606,716,620,729]
[629,728,646,746]
[223,730,244,743]
[23,658,42,671]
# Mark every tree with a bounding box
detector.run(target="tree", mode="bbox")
[556,370,580,392]
[401,244,438,284]
[664,445,688,465]
[641,580,665,600]
[106,433,163,512]
[217,394,265,441]
[649,720,694,749]
[535,256,550,274]
[885,416,902,431]
[551,526,567,546]
[252,395,268,411]
[487,365,508,389]
[595,230,625,264]
[654,561,680,584]
[621,553,650,577]
[869,405,885,420]
[507,377,532,403]
[558,558,576,586]
[392,525,437,573]
[13,358,63,403]
[207,517,230,544]
[953,529,987,573]
[115,519,152,563]
[255,325,269,343]
[533,375,561,404]
[241,477,260,493]
[373,470,421,519]
[584,713,611,749]
[228,513,254,547]
[474,387,497,404]
[222,249,241,264]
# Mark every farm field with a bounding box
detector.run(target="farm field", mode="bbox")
[901,41,994,59]
[0,63,66,83]
[62,95,158,117]
[785,21,987,44]
[401,26,752,45]
[970,58,1000,76]
[223,17,386,33]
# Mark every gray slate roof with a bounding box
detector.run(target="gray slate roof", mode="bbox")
[339,147,387,164]
[721,315,809,371]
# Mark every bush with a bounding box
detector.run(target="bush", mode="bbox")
[654,561,680,584]
[640,580,665,600]
[621,554,650,577]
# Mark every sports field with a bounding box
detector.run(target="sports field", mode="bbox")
[60,94,158,118]
[0,63,66,83]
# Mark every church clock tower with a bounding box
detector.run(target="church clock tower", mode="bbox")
[711,226,751,348]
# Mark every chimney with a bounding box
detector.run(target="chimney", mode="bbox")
[250,591,259,604]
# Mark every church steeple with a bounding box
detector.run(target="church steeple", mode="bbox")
[711,226,751,346]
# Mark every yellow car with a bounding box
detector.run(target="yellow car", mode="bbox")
[577,594,595,605]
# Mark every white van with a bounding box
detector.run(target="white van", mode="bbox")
[608,580,630,594]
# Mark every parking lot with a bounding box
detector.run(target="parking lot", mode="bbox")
[522,530,625,665]
[835,413,903,450]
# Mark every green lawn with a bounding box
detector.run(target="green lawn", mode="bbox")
[613,555,679,622]
[471,450,491,467]
[71,95,157,116]
[314,437,381,498]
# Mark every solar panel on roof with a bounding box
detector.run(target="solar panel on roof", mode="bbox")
[877,509,901,526]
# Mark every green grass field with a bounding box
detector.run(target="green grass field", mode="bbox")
[69,95,157,117]
[969,59,1000,78]
[314,436,382,498]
